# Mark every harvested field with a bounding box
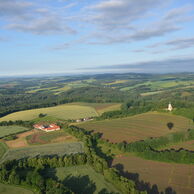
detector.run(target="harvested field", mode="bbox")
[0,104,98,121]
[78,112,191,143]
[112,154,194,194]
[159,140,194,151]
[0,126,29,138]
[1,142,84,163]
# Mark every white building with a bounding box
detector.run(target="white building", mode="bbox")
[168,103,173,112]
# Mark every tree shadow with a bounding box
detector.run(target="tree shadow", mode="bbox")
[99,188,119,194]
[62,175,96,194]
[113,163,176,194]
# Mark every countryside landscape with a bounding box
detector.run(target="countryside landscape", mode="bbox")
[1,0,194,193]
[0,73,194,194]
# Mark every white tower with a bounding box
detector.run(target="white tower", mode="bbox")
[168,103,173,112]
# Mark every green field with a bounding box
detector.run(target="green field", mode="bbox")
[0,183,34,194]
[0,126,29,138]
[158,140,194,151]
[0,142,8,160]
[112,154,194,194]
[78,112,192,143]
[0,103,121,122]
[1,142,84,163]
[46,165,119,194]
[0,104,99,121]
[71,102,121,115]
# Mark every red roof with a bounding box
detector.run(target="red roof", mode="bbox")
[34,123,60,131]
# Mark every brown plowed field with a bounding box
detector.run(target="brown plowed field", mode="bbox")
[112,154,194,194]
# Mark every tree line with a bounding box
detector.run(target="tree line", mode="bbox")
[100,129,194,164]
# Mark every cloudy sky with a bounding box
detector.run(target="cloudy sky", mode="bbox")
[0,0,194,76]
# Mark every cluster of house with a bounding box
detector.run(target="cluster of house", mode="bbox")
[75,117,93,123]
[33,123,60,132]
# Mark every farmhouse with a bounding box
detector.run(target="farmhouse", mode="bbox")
[33,123,60,132]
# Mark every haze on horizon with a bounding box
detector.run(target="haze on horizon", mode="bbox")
[0,0,194,76]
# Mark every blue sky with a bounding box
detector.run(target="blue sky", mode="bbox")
[0,0,194,76]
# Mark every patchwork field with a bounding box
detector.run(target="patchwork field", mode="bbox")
[0,183,33,194]
[26,130,77,145]
[0,104,98,121]
[0,142,84,163]
[0,126,29,138]
[5,130,37,149]
[78,112,191,143]
[46,165,119,194]
[112,154,194,194]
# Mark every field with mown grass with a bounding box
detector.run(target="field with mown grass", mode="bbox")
[78,112,192,143]
[0,142,84,163]
[0,103,121,122]
[45,165,119,194]
[158,140,194,151]
[0,104,98,121]
[0,126,29,138]
[0,183,34,194]
[112,154,194,194]
[0,142,8,160]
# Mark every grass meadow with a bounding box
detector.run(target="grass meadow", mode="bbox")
[0,126,29,138]
[46,165,119,194]
[0,142,8,160]
[0,142,84,163]
[0,183,34,194]
[78,112,192,143]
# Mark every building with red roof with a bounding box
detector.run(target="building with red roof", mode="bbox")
[33,123,60,132]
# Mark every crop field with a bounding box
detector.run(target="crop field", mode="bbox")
[46,165,119,194]
[112,154,194,194]
[0,142,8,160]
[0,142,84,163]
[158,140,194,151]
[0,126,29,138]
[71,102,121,115]
[78,112,191,143]
[0,183,33,194]
[26,130,77,145]
[0,104,99,121]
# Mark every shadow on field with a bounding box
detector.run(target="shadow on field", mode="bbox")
[113,163,176,194]
[62,175,96,194]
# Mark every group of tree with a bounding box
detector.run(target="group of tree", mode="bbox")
[0,153,87,193]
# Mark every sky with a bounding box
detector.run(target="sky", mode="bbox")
[0,0,194,76]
